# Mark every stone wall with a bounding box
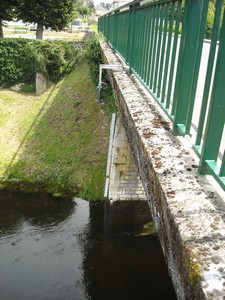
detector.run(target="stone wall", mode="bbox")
[108,116,146,201]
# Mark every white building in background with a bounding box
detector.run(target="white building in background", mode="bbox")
[111,0,131,9]
[95,0,131,16]
[95,5,108,17]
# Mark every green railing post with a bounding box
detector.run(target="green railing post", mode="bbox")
[140,7,149,79]
[195,0,223,148]
[198,9,225,178]
[114,11,119,50]
[143,6,154,83]
[165,0,182,109]
[161,1,175,104]
[172,0,205,136]
[126,4,135,65]
[149,5,160,90]
[98,0,225,192]
[157,3,170,99]
[153,4,164,95]
[129,3,140,72]
[220,151,225,177]
[184,0,209,134]
[146,5,157,86]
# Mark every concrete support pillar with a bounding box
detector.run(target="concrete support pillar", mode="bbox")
[108,115,146,201]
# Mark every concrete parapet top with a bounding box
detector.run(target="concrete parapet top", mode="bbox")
[101,41,225,299]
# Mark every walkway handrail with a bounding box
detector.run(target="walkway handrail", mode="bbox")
[98,0,225,191]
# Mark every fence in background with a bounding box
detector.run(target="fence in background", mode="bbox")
[98,0,225,191]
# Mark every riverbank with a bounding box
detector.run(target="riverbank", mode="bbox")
[0,61,109,200]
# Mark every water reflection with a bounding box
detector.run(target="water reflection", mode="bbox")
[0,192,176,300]
[80,201,177,300]
[0,191,76,234]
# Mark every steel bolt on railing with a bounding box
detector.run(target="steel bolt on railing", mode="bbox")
[98,0,225,191]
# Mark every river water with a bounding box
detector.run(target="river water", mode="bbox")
[0,191,176,300]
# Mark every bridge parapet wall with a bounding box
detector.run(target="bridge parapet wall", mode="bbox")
[101,41,225,300]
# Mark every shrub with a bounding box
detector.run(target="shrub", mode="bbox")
[0,39,32,87]
[0,38,78,87]
[84,34,117,115]
[83,33,102,85]
[206,2,216,39]
[205,1,225,39]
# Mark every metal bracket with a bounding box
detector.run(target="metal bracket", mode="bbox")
[97,64,129,103]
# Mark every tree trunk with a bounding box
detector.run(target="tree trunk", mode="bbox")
[0,21,4,38]
[36,22,43,39]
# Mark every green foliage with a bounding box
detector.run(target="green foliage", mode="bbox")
[16,0,75,31]
[0,39,31,86]
[205,0,225,39]
[0,0,18,23]
[20,83,36,93]
[84,33,102,85]
[78,5,90,16]
[99,2,111,11]
[84,34,117,115]
[0,38,78,87]
[34,40,78,82]
[206,2,216,39]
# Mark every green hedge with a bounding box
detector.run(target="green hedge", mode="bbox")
[0,38,78,87]
[84,34,117,115]
[84,34,102,85]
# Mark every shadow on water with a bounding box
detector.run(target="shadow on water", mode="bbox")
[0,192,177,300]
[0,191,76,234]
[78,201,177,300]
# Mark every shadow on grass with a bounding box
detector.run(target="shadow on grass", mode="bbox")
[2,62,109,200]
[3,86,56,177]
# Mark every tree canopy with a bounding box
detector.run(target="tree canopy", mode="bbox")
[99,2,111,11]
[0,0,18,38]
[16,0,75,39]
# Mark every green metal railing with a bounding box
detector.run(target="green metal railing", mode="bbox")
[98,0,225,191]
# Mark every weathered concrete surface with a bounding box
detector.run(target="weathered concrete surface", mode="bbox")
[101,41,225,299]
[108,115,147,201]
[36,72,47,95]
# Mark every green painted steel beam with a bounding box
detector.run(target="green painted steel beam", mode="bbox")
[185,0,209,135]
[140,7,149,79]
[161,1,175,104]
[165,0,182,109]
[220,151,225,177]
[172,0,205,136]
[149,5,160,90]
[153,4,164,94]
[195,0,223,146]
[143,7,153,82]
[157,3,170,99]
[205,161,225,190]
[146,6,156,86]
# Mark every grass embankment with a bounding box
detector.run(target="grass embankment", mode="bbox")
[0,62,109,200]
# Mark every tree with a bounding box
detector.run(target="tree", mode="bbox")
[100,2,111,11]
[0,0,18,38]
[206,0,225,39]
[78,5,90,17]
[86,0,95,14]
[16,0,75,39]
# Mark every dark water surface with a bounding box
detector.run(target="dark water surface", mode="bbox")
[0,192,177,300]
